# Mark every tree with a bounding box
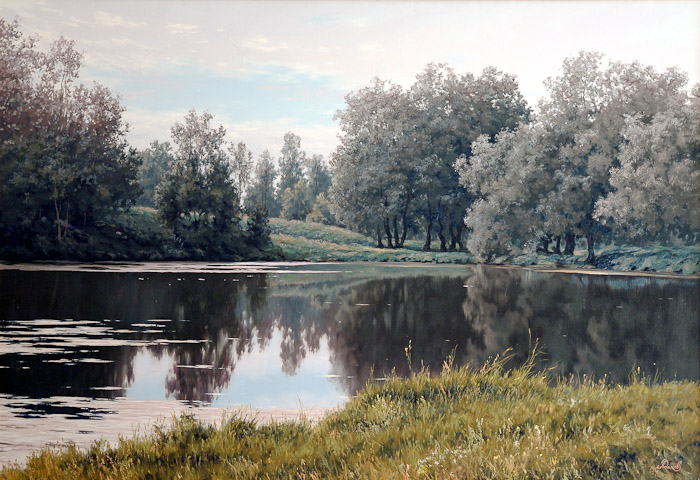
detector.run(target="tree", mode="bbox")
[155,110,243,258]
[408,64,530,251]
[0,19,141,258]
[136,141,174,207]
[456,125,550,259]
[280,181,312,221]
[304,154,332,201]
[229,141,254,203]
[278,132,305,195]
[244,150,279,216]
[306,193,337,225]
[457,52,693,262]
[534,52,688,262]
[594,94,700,244]
[330,77,410,248]
[330,64,529,250]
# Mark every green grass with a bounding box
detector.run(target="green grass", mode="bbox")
[2,353,698,479]
[270,219,700,273]
[270,219,474,264]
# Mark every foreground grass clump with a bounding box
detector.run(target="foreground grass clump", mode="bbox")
[3,357,698,479]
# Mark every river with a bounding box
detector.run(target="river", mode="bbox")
[0,262,698,464]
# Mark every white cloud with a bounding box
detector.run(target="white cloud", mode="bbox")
[167,23,200,35]
[94,11,145,28]
[1,0,698,159]
[244,35,288,53]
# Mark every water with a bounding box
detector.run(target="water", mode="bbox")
[0,262,698,463]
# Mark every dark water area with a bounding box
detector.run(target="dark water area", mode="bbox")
[0,263,698,461]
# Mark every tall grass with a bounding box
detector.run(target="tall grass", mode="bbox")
[2,352,698,479]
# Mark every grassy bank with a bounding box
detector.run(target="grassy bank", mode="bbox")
[2,356,697,479]
[271,219,700,273]
[270,219,474,264]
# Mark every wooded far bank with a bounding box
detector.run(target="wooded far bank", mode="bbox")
[1,19,697,269]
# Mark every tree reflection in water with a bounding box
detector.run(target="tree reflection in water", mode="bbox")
[0,266,697,407]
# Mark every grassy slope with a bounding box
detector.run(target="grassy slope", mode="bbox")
[271,218,700,273]
[270,219,474,264]
[2,357,697,479]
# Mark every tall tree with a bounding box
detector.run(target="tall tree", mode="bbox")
[457,52,692,262]
[244,150,279,216]
[0,19,140,256]
[155,110,242,258]
[136,141,174,208]
[408,64,530,251]
[278,132,305,195]
[304,154,332,201]
[535,52,688,262]
[330,77,410,247]
[594,92,700,244]
[331,65,529,250]
[229,141,254,203]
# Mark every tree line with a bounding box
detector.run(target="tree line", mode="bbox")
[330,54,699,262]
[0,19,331,260]
[2,18,697,262]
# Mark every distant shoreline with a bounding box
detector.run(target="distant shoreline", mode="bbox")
[1,260,698,280]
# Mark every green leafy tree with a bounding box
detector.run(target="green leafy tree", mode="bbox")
[280,181,312,221]
[278,131,305,195]
[244,150,279,216]
[155,110,243,258]
[0,19,141,258]
[535,52,688,262]
[330,65,529,250]
[306,192,337,225]
[136,141,174,207]
[330,77,412,248]
[304,154,332,201]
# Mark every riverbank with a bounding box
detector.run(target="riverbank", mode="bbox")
[1,356,697,479]
[270,219,700,274]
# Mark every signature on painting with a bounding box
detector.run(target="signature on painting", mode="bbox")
[655,459,682,473]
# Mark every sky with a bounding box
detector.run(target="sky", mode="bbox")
[1,0,698,160]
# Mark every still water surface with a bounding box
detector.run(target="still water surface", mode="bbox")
[0,262,698,463]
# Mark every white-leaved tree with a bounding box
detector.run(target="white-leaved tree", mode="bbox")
[594,88,700,244]
[229,141,254,204]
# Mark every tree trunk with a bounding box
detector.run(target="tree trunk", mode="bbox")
[437,213,447,252]
[563,231,576,255]
[552,236,562,255]
[400,215,408,249]
[422,203,432,251]
[448,222,457,251]
[399,194,411,248]
[376,224,384,248]
[585,231,596,264]
[456,222,465,251]
[54,199,62,241]
[536,236,550,253]
[393,215,400,247]
[384,217,394,249]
